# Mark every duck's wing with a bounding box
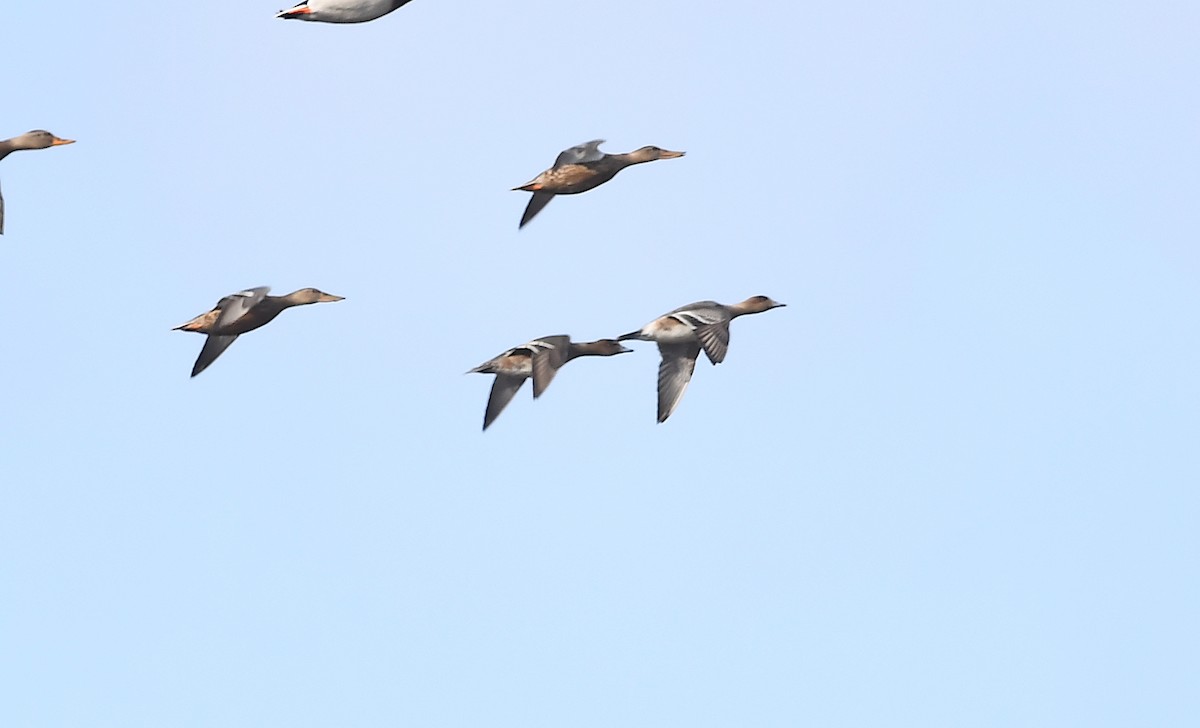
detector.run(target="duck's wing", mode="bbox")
[213,286,270,330]
[665,300,724,318]
[519,192,554,228]
[657,342,701,423]
[483,374,527,430]
[553,139,605,168]
[693,322,731,365]
[187,287,270,377]
[530,335,571,398]
[666,302,730,365]
[0,178,5,235]
[190,334,240,377]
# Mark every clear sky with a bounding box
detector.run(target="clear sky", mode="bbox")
[3,1,1198,726]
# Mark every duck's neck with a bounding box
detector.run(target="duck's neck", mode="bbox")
[566,341,599,360]
[275,292,308,308]
[610,150,653,167]
[727,301,759,318]
[0,139,16,162]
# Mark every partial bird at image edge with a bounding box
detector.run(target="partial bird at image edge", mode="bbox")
[0,130,75,236]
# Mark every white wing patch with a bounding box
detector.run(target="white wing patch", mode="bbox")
[672,310,724,329]
[528,338,561,351]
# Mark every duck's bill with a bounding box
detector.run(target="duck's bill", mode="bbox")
[512,181,543,192]
[52,138,75,146]
[659,149,685,158]
[318,293,345,302]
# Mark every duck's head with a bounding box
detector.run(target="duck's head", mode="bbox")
[740,295,786,313]
[631,145,685,162]
[292,287,345,304]
[15,130,75,150]
[586,339,635,356]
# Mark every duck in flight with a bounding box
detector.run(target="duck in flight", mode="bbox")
[618,296,786,423]
[0,130,75,235]
[468,336,631,430]
[513,140,684,228]
[276,0,414,23]
[174,286,344,377]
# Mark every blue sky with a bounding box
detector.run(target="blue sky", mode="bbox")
[3,1,1198,725]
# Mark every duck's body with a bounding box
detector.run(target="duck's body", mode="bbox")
[513,140,684,228]
[175,286,344,377]
[0,130,75,235]
[468,336,631,430]
[618,296,786,422]
[276,0,413,23]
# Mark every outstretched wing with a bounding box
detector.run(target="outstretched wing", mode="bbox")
[553,139,605,168]
[483,375,527,430]
[656,342,701,423]
[519,192,554,228]
[0,178,5,235]
[190,334,239,377]
[214,286,270,331]
[666,302,731,365]
[693,322,731,365]
[530,335,571,398]
[187,287,269,377]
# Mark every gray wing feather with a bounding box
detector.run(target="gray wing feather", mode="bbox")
[693,323,731,365]
[214,286,270,330]
[666,300,725,320]
[657,342,701,423]
[530,335,570,398]
[553,139,605,168]
[519,192,554,228]
[483,375,527,430]
[191,334,239,377]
